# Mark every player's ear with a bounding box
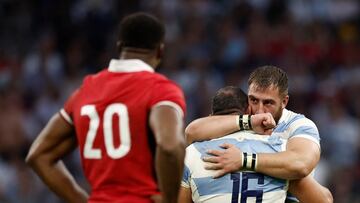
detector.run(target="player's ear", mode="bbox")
[156,43,164,59]
[282,95,289,109]
[116,41,123,54]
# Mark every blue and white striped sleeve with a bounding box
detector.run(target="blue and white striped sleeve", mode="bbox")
[288,117,320,148]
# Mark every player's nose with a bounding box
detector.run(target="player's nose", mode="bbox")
[256,103,265,114]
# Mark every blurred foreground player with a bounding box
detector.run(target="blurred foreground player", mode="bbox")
[26,12,186,203]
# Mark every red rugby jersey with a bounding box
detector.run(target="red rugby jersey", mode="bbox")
[60,59,186,203]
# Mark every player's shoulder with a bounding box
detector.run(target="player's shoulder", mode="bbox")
[189,136,238,156]
[184,143,203,166]
[129,71,179,88]
[150,72,180,85]
[185,142,200,154]
[149,73,184,99]
[282,109,316,126]
[147,71,167,79]
[80,69,108,86]
[275,109,318,136]
[186,140,219,158]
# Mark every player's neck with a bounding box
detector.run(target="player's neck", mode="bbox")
[120,48,157,68]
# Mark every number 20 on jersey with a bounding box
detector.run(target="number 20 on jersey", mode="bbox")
[81,103,131,159]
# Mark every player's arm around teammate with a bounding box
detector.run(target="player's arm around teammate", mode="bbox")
[288,175,333,203]
[202,118,320,180]
[185,118,330,201]
[26,113,88,203]
[187,113,319,180]
[185,112,275,145]
[150,105,186,203]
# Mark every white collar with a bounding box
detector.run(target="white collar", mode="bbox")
[278,108,289,124]
[108,59,154,73]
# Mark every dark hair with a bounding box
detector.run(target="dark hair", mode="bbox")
[212,86,248,115]
[118,12,165,50]
[248,65,288,96]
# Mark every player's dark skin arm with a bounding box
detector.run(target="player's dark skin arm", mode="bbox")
[178,187,193,203]
[289,175,333,203]
[150,105,186,203]
[26,113,88,203]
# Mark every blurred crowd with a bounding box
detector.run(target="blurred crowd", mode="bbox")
[0,0,359,202]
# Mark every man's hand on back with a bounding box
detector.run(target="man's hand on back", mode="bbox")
[203,143,243,178]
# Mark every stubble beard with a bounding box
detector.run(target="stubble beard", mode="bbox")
[274,105,283,124]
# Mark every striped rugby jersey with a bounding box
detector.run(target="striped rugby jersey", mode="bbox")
[182,131,288,203]
[273,108,320,147]
[274,109,320,202]
[182,109,320,203]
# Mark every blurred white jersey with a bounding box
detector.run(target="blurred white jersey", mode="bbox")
[182,131,288,203]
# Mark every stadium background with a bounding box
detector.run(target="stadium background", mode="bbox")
[0,0,359,202]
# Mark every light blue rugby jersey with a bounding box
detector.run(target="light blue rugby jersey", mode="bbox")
[182,131,288,203]
[273,108,320,146]
[182,109,321,203]
[273,109,321,202]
